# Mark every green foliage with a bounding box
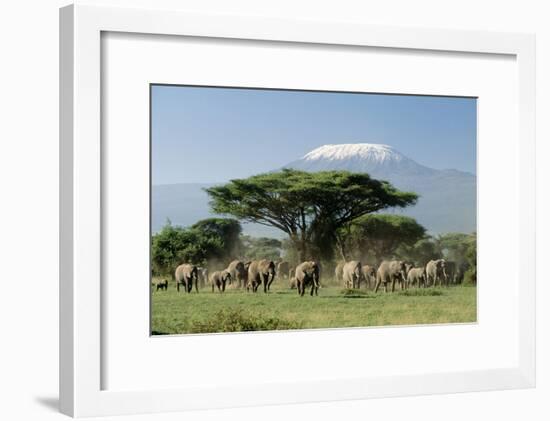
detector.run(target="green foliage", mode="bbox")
[205,169,418,261]
[342,214,426,262]
[151,218,242,276]
[436,232,475,265]
[339,288,369,298]
[397,237,441,266]
[431,232,476,284]
[191,218,242,257]
[241,235,282,261]
[398,289,444,297]
[464,237,477,284]
[189,307,302,333]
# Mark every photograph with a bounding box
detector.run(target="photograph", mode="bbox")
[150,85,477,335]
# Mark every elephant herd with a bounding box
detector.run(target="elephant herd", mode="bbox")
[170,259,320,297]
[334,258,460,292]
[166,257,461,297]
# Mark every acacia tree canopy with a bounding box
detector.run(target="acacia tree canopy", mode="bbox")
[205,169,418,261]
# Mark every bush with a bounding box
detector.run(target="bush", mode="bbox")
[463,236,477,285]
[398,289,444,297]
[189,308,302,333]
[151,218,242,277]
[241,236,282,261]
[463,268,477,285]
[339,288,369,298]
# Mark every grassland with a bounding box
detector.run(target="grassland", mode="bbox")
[151,279,477,335]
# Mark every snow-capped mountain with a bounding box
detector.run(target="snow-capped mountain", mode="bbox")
[283,143,476,234]
[286,143,435,177]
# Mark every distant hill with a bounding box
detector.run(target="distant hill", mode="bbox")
[152,143,476,236]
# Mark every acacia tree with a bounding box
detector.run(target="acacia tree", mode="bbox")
[205,169,418,261]
[342,214,426,263]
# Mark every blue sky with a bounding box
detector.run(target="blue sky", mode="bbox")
[151,85,476,185]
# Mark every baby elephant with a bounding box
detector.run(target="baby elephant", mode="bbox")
[406,267,426,288]
[156,280,168,291]
[361,265,376,289]
[210,270,232,293]
[289,277,297,289]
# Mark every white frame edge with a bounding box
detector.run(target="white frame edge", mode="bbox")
[59,3,536,417]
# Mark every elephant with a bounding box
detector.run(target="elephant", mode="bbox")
[361,265,376,289]
[334,262,345,283]
[374,260,407,293]
[406,267,427,288]
[210,270,232,293]
[175,263,199,293]
[197,266,209,288]
[445,261,457,284]
[342,260,362,289]
[276,261,290,279]
[295,261,320,296]
[426,259,448,287]
[247,259,276,293]
[226,260,247,288]
[402,262,415,289]
[156,280,168,291]
[244,261,252,279]
[289,276,297,289]
[289,267,296,280]
[455,262,468,284]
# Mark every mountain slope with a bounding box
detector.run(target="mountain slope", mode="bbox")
[286,143,436,177]
[284,143,476,234]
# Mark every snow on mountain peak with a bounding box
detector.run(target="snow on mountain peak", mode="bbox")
[302,143,405,164]
[284,142,435,177]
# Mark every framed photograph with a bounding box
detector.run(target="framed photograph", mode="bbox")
[60,3,535,417]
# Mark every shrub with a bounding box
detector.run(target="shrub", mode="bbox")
[339,288,369,298]
[398,289,444,297]
[151,218,242,276]
[189,308,302,333]
[463,268,477,285]
[463,236,477,285]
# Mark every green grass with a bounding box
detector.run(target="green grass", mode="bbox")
[151,280,477,335]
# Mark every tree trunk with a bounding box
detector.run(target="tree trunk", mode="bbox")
[299,240,307,262]
[335,232,348,261]
[295,208,308,262]
[290,234,307,263]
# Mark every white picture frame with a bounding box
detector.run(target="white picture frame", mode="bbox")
[59,3,536,417]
